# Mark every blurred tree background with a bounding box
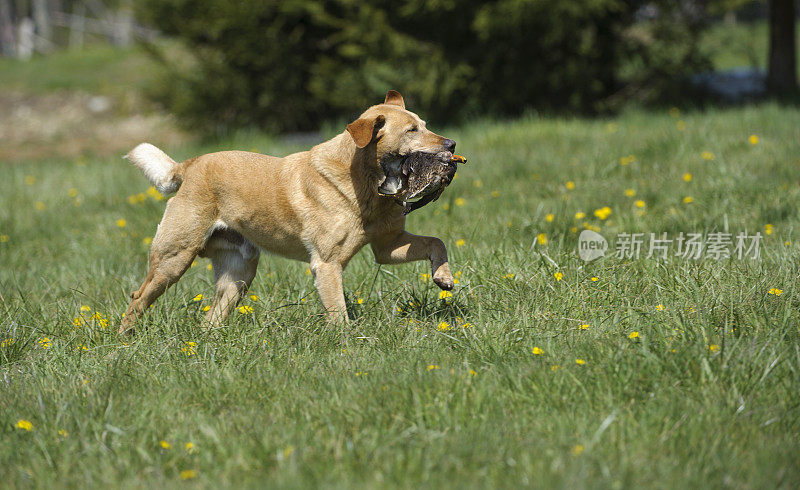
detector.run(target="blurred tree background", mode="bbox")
[134,0,721,133]
[0,0,796,135]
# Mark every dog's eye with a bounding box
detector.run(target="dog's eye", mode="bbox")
[407,126,418,133]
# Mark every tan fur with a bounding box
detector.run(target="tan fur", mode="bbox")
[121,91,456,333]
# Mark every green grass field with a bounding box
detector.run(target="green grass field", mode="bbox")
[2,101,800,487]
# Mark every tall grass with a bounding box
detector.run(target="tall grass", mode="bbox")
[1,102,799,487]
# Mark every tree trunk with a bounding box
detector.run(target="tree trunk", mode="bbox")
[32,0,51,52]
[767,0,797,94]
[69,2,85,48]
[0,0,15,57]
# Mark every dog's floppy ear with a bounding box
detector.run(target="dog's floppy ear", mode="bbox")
[384,90,405,109]
[346,114,386,148]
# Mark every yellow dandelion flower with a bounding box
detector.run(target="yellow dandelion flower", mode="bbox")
[748,134,759,145]
[473,179,483,188]
[768,288,783,296]
[15,419,33,431]
[68,188,79,198]
[574,211,586,220]
[579,324,589,330]
[593,206,612,220]
[0,235,8,243]
[491,190,499,197]
[250,294,259,301]
[142,236,152,245]
[628,331,640,339]
[146,186,164,201]
[575,358,586,365]
[656,304,665,311]
[708,344,719,352]
[439,290,453,300]
[207,263,213,271]
[624,188,636,197]
[35,201,45,211]
[532,347,544,355]
[537,233,548,245]
[461,323,472,329]
[192,294,203,302]
[58,429,68,437]
[1,338,15,348]
[571,444,585,456]
[764,224,773,235]
[682,196,693,204]
[419,273,431,281]
[238,305,254,314]
[634,200,645,208]
[590,277,599,282]
[185,442,196,453]
[180,470,197,480]
[437,321,452,332]
[554,272,563,281]
[180,341,196,356]
[504,273,515,279]
[469,369,477,376]
[682,173,692,182]
[565,181,576,190]
[202,305,211,312]
[545,213,554,222]
[160,440,172,450]
[550,365,560,371]
[427,364,440,371]
[701,151,715,160]
[455,197,466,207]
[38,337,51,349]
[357,298,365,305]
[456,238,466,247]
[116,219,126,228]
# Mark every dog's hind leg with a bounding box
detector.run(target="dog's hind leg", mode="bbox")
[120,197,214,334]
[202,232,260,327]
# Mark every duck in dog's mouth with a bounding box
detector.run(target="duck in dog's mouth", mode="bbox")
[378,151,467,215]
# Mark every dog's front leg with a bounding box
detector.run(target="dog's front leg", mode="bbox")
[371,231,454,290]
[310,260,348,323]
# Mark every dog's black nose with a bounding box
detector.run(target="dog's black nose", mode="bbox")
[442,139,456,152]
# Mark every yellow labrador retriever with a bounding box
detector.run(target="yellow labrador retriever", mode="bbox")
[120,90,460,333]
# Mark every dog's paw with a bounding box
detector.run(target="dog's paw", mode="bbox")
[433,274,454,291]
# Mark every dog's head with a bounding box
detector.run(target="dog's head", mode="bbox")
[346,90,462,205]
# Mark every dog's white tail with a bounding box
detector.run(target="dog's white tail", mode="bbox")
[125,143,181,195]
